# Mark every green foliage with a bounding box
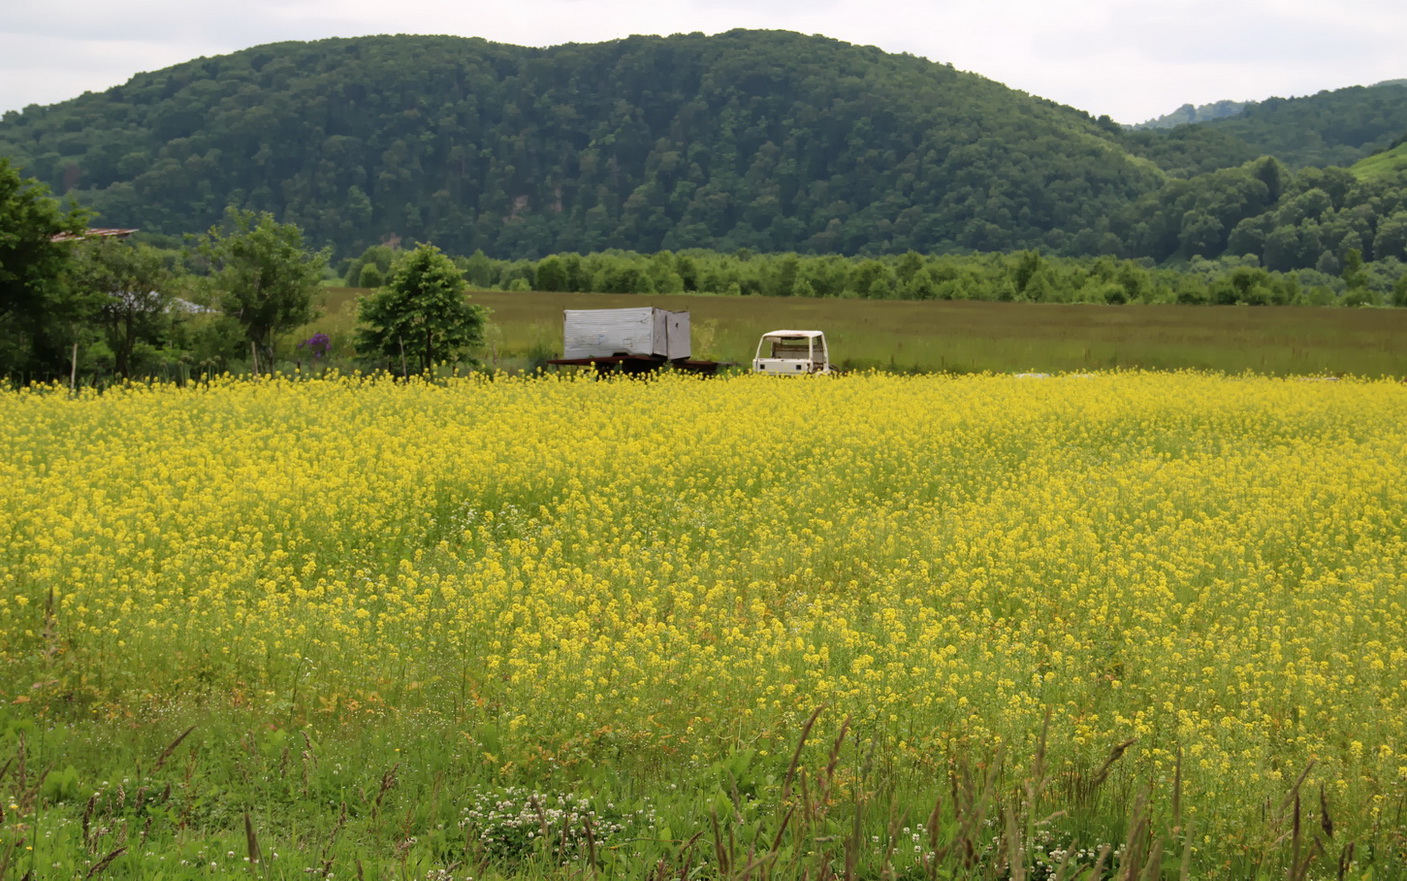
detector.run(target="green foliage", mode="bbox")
[1352,138,1407,182]
[1393,273,1407,307]
[355,242,488,371]
[1120,158,1407,280]
[0,31,1161,260]
[70,237,176,377]
[6,33,1407,294]
[425,244,1407,308]
[1126,82,1407,171]
[344,243,397,286]
[194,207,328,369]
[0,157,90,379]
[1133,98,1253,129]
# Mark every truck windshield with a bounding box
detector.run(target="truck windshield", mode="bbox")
[769,338,811,359]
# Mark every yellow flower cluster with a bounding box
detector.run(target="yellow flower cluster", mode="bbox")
[2,371,1404,840]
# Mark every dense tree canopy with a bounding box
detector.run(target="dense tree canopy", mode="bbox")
[0,157,89,379]
[0,31,1161,259]
[2,31,1404,287]
[448,244,1399,306]
[1123,82,1407,172]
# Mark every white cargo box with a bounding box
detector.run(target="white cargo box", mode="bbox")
[562,308,691,360]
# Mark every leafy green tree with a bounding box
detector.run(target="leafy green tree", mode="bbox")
[1392,274,1407,307]
[345,244,397,286]
[1178,209,1224,259]
[196,207,328,370]
[1341,248,1375,305]
[355,243,488,372]
[1371,213,1407,262]
[71,237,175,377]
[358,263,385,288]
[534,255,570,292]
[0,157,90,379]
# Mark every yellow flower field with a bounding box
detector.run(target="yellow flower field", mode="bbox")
[2,370,1405,874]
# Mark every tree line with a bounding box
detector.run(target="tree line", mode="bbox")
[346,241,1407,308]
[0,158,484,384]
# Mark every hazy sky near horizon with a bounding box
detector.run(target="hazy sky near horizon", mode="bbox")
[1,0,1403,123]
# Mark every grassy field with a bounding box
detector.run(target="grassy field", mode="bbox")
[298,288,1407,378]
[1351,143,1407,183]
[2,371,1405,879]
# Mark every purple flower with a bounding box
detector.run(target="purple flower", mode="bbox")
[298,332,331,359]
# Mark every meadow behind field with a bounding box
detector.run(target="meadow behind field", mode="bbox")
[2,370,1406,879]
[303,288,1407,378]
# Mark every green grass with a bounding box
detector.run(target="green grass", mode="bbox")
[298,288,1407,377]
[1351,142,1407,182]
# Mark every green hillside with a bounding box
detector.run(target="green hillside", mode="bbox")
[1132,98,1254,130]
[0,31,1160,259]
[1352,137,1407,181]
[1124,81,1407,173]
[3,31,1405,275]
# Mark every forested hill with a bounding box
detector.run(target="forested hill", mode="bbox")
[1122,81,1407,176]
[0,31,1161,259]
[1132,99,1253,130]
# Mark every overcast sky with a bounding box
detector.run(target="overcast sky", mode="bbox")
[2,0,1403,124]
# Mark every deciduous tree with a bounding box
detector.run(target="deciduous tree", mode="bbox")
[72,237,174,377]
[0,157,90,379]
[355,243,488,373]
[196,207,328,371]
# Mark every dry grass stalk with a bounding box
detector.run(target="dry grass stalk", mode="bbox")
[316,801,347,878]
[0,835,21,880]
[84,846,126,878]
[1291,790,1302,877]
[1116,787,1150,881]
[1088,844,1112,881]
[81,792,98,851]
[768,802,796,855]
[243,811,262,866]
[1136,837,1163,881]
[710,809,729,877]
[879,800,905,881]
[1320,784,1334,839]
[370,762,399,821]
[1049,837,1077,881]
[300,730,317,798]
[782,706,825,802]
[1004,801,1025,881]
[1171,748,1182,832]
[675,830,704,881]
[1336,840,1356,881]
[1177,819,1195,881]
[41,586,59,661]
[1086,738,1136,798]
[583,815,597,876]
[151,725,195,775]
[1280,761,1316,814]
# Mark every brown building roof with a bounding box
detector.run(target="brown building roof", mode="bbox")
[51,228,139,242]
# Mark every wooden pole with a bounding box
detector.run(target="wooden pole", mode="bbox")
[70,343,78,392]
[250,341,259,376]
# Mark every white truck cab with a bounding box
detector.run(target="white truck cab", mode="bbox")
[752,330,832,375]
